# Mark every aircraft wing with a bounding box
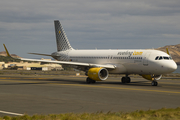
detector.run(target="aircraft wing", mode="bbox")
[3,44,116,69]
[21,58,116,69]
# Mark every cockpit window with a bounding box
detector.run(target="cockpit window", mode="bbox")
[163,57,169,60]
[155,56,159,60]
[155,56,172,60]
[159,56,163,60]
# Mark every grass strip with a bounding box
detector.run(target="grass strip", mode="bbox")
[1,107,180,120]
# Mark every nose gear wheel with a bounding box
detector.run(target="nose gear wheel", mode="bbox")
[151,81,158,86]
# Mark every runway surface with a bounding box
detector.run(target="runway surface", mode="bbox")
[0,75,180,116]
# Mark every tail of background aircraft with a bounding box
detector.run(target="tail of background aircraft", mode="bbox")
[54,20,73,51]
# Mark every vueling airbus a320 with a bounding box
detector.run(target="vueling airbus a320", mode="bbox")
[3,20,177,86]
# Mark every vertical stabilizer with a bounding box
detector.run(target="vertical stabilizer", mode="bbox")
[54,20,73,51]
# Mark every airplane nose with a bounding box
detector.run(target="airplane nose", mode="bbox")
[167,61,177,72]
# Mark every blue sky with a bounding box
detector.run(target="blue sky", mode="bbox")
[0,0,180,58]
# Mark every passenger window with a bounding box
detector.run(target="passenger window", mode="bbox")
[159,56,163,60]
[155,56,159,60]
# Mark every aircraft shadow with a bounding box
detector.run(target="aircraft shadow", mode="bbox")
[0,77,157,87]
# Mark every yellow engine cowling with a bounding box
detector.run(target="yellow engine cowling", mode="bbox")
[87,67,108,81]
[141,74,162,81]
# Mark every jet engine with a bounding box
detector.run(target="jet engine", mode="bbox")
[141,74,162,81]
[87,68,109,81]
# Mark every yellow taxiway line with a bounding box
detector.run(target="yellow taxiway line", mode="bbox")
[49,83,180,94]
[0,78,180,94]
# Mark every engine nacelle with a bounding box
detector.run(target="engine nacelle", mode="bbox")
[88,68,109,81]
[141,74,162,81]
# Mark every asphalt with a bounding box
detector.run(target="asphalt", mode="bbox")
[0,74,180,116]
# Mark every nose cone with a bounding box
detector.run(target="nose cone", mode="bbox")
[166,60,177,73]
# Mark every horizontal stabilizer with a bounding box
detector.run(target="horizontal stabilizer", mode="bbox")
[28,53,52,57]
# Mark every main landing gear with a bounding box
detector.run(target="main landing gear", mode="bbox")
[121,76,131,83]
[151,80,158,86]
[86,77,96,84]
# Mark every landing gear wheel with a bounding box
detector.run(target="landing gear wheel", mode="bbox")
[121,77,126,83]
[86,77,91,84]
[127,77,131,83]
[86,77,96,84]
[92,80,96,83]
[121,77,131,83]
[151,81,158,86]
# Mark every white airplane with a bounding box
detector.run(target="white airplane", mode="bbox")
[3,20,177,86]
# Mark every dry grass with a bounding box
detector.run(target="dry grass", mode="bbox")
[1,107,180,120]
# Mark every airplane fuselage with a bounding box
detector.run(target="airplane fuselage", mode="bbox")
[54,49,177,75]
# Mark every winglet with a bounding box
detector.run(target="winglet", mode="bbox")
[166,47,173,59]
[166,48,170,55]
[3,44,11,57]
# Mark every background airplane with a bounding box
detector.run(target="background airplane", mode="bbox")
[3,20,177,86]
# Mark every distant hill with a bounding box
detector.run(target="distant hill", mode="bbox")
[156,44,180,65]
[0,51,21,58]
[0,55,21,63]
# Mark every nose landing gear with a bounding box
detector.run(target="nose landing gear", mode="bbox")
[151,80,158,86]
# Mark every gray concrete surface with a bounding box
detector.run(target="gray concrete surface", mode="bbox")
[0,75,180,116]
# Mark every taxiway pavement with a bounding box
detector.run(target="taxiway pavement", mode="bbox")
[0,75,180,116]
